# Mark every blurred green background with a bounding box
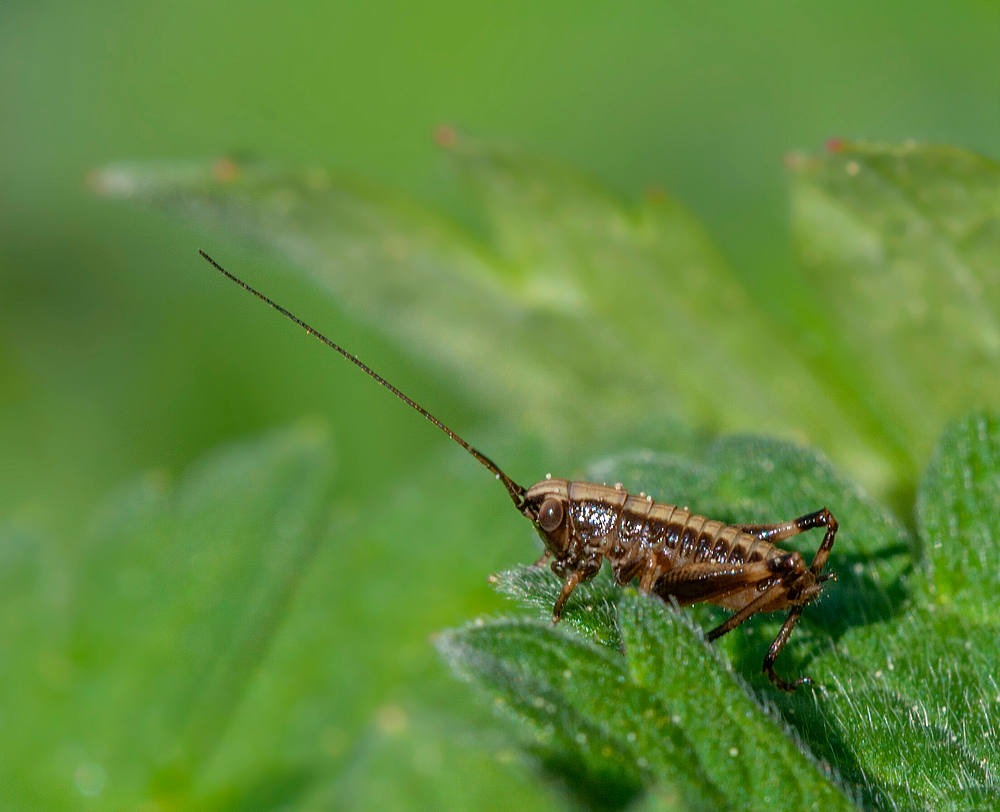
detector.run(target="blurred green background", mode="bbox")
[2,0,997,535]
[2,1,999,809]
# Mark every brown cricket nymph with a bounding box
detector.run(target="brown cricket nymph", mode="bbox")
[201,250,838,692]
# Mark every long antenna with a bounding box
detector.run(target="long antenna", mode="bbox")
[199,250,527,509]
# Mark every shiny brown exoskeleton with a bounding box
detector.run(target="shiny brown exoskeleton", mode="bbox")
[201,250,838,692]
[521,478,837,691]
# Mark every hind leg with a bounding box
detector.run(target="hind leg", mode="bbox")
[737,508,838,574]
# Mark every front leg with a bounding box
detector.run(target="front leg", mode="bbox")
[551,571,582,622]
[551,556,601,622]
[532,550,552,568]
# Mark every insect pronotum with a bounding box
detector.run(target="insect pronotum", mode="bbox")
[199,250,838,691]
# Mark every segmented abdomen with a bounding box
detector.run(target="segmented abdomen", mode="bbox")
[564,481,775,583]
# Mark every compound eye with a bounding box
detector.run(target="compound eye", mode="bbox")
[538,498,564,532]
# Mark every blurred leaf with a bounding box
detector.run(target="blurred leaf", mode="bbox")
[94,140,884,491]
[0,426,582,811]
[90,156,666,448]
[0,427,335,808]
[790,142,1000,465]
[93,139,1000,496]
[451,141,873,471]
[66,426,333,809]
[306,707,568,812]
[916,413,1000,624]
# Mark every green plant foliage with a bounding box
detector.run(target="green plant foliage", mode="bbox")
[26,139,992,809]
[0,425,336,808]
[620,593,853,811]
[0,427,575,811]
[440,590,858,810]
[92,138,1000,497]
[78,143,883,490]
[444,432,911,808]
[90,152,653,449]
[806,609,998,811]
[789,143,1000,468]
[444,416,1000,810]
[487,565,623,649]
[795,414,1000,812]
[917,413,1000,623]
[439,617,726,811]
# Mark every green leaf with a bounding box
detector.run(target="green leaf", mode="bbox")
[790,142,1000,466]
[806,607,999,812]
[618,593,856,811]
[916,413,1000,623]
[792,413,1000,811]
[90,156,672,449]
[487,564,622,649]
[437,595,857,811]
[93,140,886,491]
[0,426,579,812]
[0,425,337,809]
[451,139,873,469]
[85,426,334,806]
[437,617,729,812]
[448,435,910,809]
[86,138,1000,810]
[458,417,1000,810]
[95,139,1000,499]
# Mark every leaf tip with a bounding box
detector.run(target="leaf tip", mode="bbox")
[210,157,241,184]
[433,124,458,149]
[784,150,808,170]
[86,164,137,199]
